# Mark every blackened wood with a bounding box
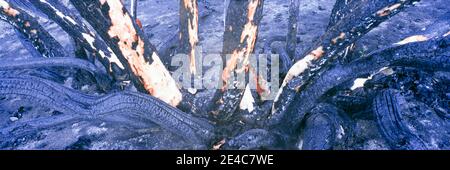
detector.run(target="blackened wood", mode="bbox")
[0,0,66,58]
[271,0,420,126]
[213,0,265,120]
[273,35,449,140]
[70,0,182,106]
[30,0,127,81]
[327,0,353,29]
[179,0,199,74]
[130,0,137,20]
[286,0,299,59]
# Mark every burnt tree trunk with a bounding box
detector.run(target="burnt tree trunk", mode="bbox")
[179,0,199,75]
[30,0,127,81]
[0,0,67,58]
[70,0,182,106]
[213,0,264,120]
[286,0,300,59]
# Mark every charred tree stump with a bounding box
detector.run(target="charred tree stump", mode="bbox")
[30,0,128,81]
[286,0,300,59]
[212,0,265,121]
[0,0,67,58]
[179,0,199,75]
[70,0,182,106]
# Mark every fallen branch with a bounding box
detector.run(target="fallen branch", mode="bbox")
[328,0,358,63]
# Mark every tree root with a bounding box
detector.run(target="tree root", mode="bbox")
[0,75,214,145]
[271,0,420,123]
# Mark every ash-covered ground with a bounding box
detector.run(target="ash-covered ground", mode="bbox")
[0,0,449,150]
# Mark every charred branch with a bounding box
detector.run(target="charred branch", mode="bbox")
[0,57,111,87]
[286,0,300,59]
[271,41,293,76]
[70,0,182,106]
[271,0,420,123]
[269,35,449,140]
[328,0,358,63]
[296,103,349,150]
[0,0,67,58]
[130,0,138,20]
[0,57,101,75]
[30,0,128,81]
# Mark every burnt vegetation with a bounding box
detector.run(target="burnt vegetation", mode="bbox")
[0,0,449,150]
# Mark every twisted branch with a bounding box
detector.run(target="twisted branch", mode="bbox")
[0,75,214,144]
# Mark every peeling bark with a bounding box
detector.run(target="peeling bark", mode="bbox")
[70,0,182,106]
[270,35,449,139]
